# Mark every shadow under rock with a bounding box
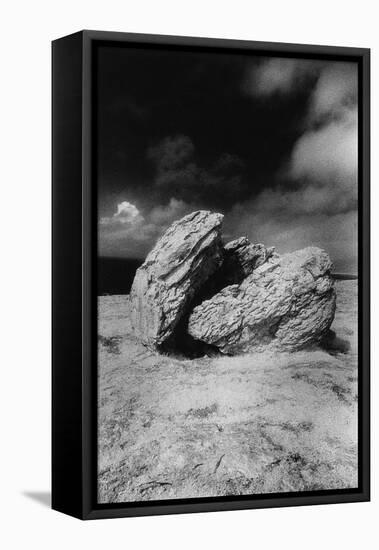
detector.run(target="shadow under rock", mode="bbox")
[320,329,351,355]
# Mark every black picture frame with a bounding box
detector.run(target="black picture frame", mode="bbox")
[52,30,370,520]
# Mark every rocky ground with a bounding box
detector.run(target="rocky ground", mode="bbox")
[97,280,358,503]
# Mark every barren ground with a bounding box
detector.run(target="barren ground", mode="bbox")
[98,280,358,503]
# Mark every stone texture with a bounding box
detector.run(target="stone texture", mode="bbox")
[130,210,224,347]
[192,237,276,310]
[188,247,336,354]
[222,237,276,285]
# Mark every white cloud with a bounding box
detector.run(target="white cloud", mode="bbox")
[289,109,357,184]
[114,201,141,222]
[244,58,319,97]
[308,62,358,122]
[100,200,144,226]
[229,60,359,273]
[98,198,194,258]
[287,62,358,216]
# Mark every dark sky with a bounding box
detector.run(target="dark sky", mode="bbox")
[96,43,358,273]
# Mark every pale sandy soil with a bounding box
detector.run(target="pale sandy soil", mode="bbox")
[97,281,358,503]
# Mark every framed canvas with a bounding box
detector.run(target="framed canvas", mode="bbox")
[52,30,370,520]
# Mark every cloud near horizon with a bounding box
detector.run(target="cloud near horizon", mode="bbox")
[100,200,144,226]
[98,197,194,258]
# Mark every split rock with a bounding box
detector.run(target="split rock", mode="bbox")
[222,237,276,285]
[188,247,336,354]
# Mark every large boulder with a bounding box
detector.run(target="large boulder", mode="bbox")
[188,247,336,354]
[130,210,224,347]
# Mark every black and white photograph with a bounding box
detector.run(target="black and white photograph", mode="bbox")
[2,0,377,542]
[96,42,361,504]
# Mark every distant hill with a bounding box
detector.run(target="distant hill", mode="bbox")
[332,273,358,280]
[98,257,143,295]
[97,258,358,296]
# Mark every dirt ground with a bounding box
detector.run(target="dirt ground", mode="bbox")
[97,280,358,503]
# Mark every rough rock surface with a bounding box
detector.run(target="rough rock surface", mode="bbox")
[222,237,276,285]
[194,237,276,304]
[188,247,336,354]
[130,210,224,347]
